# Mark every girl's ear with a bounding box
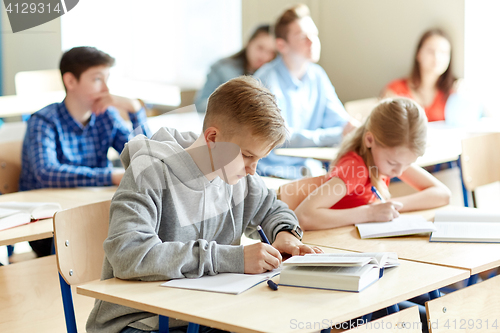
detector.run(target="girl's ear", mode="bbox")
[364,131,374,148]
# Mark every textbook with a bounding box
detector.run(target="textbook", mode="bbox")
[279,252,399,292]
[0,202,62,231]
[356,215,437,239]
[430,210,500,243]
[161,269,281,295]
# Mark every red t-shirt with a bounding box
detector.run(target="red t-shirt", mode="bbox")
[385,78,447,122]
[327,151,389,209]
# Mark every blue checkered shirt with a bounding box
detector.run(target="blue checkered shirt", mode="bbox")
[19,100,151,190]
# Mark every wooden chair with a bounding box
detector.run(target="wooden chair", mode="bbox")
[332,306,423,332]
[426,274,500,333]
[277,175,327,210]
[14,69,64,95]
[460,132,500,208]
[0,140,23,194]
[344,97,379,123]
[0,256,95,332]
[53,200,199,333]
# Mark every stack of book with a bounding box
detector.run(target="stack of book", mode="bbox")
[279,252,399,292]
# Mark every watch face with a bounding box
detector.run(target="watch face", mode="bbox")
[295,225,303,238]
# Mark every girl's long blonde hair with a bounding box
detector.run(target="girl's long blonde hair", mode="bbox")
[332,98,427,198]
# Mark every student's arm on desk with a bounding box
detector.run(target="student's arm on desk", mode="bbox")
[26,119,115,187]
[243,176,320,263]
[295,177,401,230]
[392,165,451,212]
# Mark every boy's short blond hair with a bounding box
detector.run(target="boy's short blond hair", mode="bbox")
[203,76,288,148]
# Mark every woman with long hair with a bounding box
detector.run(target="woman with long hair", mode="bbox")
[382,29,456,122]
[195,24,276,113]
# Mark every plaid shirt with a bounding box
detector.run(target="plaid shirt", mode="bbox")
[19,100,151,190]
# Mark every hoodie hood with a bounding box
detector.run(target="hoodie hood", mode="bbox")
[121,127,246,227]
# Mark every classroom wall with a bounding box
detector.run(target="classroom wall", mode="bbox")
[0,0,467,101]
[0,9,61,96]
[242,0,465,103]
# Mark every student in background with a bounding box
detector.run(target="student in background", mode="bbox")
[295,98,451,231]
[20,46,151,257]
[254,4,357,179]
[382,29,458,122]
[86,76,321,333]
[194,24,276,113]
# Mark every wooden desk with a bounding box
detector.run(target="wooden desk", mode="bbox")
[261,176,292,191]
[78,248,468,333]
[0,187,116,246]
[303,206,500,275]
[0,91,66,118]
[275,126,464,168]
[275,143,461,169]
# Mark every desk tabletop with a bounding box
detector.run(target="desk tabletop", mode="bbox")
[275,126,463,167]
[261,176,292,191]
[275,144,460,168]
[78,248,468,333]
[0,91,66,118]
[0,187,116,246]
[303,206,500,275]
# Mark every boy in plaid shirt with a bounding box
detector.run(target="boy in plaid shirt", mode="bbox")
[19,46,151,257]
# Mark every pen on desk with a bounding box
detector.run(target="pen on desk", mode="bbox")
[256,225,270,244]
[371,186,386,203]
[256,226,279,291]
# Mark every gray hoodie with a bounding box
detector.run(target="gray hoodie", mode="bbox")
[86,128,300,333]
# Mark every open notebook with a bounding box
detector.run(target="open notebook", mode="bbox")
[161,269,281,295]
[430,210,500,243]
[0,202,62,231]
[356,215,436,239]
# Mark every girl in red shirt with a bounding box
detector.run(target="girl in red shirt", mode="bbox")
[382,29,456,122]
[295,98,451,230]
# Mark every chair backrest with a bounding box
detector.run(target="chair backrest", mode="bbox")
[460,132,500,192]
[0,256,94,332]
[15,69,64,95]
[344,97,379,123]
[340,306,422,332]
[426,274,500,333]
[0,140,23,194]
[278,175,327,210]
[54,200,111,286]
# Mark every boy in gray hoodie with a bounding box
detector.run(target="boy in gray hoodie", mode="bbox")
[86,76,321,333]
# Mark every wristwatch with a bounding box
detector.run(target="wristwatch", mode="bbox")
[278,225,303,241]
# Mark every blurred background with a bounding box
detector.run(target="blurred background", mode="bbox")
[1,0,498,115]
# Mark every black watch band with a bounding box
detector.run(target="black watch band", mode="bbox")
[278,225,303,241]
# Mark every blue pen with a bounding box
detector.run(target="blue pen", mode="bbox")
[371,186,386,203]
[256,225,270,244]
[256,226,279,291]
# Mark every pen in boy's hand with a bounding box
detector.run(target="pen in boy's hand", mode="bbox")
[256,225,270,244]
[371,186,386,203]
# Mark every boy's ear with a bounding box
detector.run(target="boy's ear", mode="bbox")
[204,127,218,148]
[275,38,288,54]
[62,72,78,91]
